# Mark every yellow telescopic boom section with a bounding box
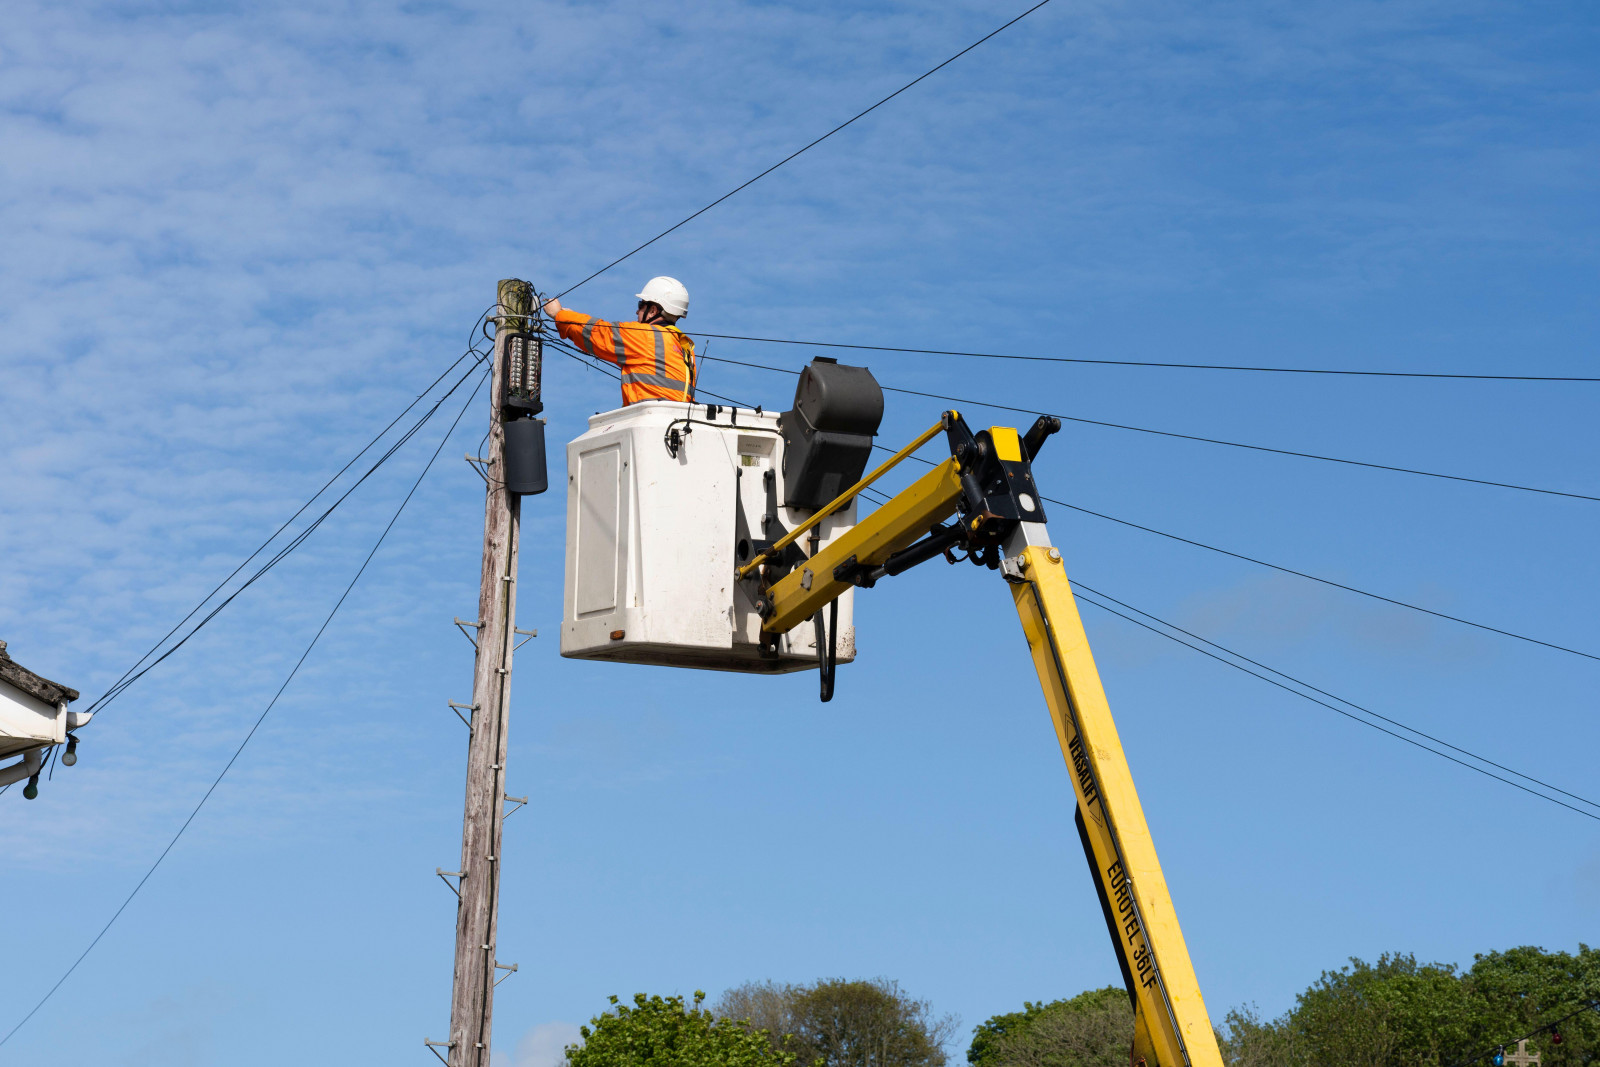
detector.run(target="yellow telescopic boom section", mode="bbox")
[1008,545,1223,1067]
[753,416,1223,1067]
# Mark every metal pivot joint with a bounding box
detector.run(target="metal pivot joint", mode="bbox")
[945,411,1058,547]
[736,411,1063,707]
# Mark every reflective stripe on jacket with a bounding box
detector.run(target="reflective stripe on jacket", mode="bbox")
[554,310,696,406]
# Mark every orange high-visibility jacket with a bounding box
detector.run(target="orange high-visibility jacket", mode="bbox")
[554,309,697,406]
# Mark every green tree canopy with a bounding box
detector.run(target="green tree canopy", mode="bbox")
[566,991,798,1067]
[716,977,957,1067]
[1220,945,1600,1067]
[966,986,1132,1067]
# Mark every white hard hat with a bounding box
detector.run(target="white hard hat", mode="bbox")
[636,276,690,318]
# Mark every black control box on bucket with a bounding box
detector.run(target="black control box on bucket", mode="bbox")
[779,357,884,510]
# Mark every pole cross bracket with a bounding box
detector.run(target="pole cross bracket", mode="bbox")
[503,793,529,819]
[424,1038,455,1065]
[464,453,493,486]
[447,701,479,729]
[454,617,484,649]
[513,627,538,652]
[494,961,519,987]
[436,868,464,899]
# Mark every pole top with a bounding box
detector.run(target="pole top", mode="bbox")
[496,279,533,332]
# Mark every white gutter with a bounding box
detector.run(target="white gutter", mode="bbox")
[0,745,45,787]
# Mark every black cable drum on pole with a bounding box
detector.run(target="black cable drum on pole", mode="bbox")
[501,330,548,496]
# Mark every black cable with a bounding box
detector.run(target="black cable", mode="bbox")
[671,402,1592,816]
[83,310,497,718]
[83,357,489,717]
[561,348,1596,802]
[871,443,1600,665]
[1068,585,1600,823]
[1443,1001,1600,1067]
[709,355,1600,503]
[551,336,761,411]
[864,479,1593,809]
[553,0,1057,299]
[899,382,1600,503]
[858,479,1597,819]
[1046,498,1600,664]
[1071,581,1600,813]
[0,368,488,1049]
[688,330,1600,383]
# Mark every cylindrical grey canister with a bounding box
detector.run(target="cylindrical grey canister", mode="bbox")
[502,416,548,495]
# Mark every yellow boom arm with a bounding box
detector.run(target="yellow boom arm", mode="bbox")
[749,414,1223,1067]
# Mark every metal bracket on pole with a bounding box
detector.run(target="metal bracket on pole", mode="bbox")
[436,868,464,899]
[464,453,492,486]
[494,961,519,987]
[447,700,479,729]
[502,793,528,819]
[454,617,484,650]
[513,627,537,652]
[424,1038,455,1065]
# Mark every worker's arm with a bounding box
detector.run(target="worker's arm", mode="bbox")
[550,306,628,366]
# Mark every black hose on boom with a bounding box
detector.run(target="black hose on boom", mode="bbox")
[814,598,840,702]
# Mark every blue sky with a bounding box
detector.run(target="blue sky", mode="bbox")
[2,1,1597,1064]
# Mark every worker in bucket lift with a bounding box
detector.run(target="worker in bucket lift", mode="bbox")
[542,277,697,406]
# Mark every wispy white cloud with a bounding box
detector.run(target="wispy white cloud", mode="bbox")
[2,1,1597,1060]
[504,1019,583,1067]
[1173,570,1491,664]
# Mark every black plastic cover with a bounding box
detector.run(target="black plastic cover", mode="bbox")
[780,358,884,510]
[792,357,883,433]
[502,416,548,495]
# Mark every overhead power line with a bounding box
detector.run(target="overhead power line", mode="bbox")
[561,342,1596,661]
[858,480,1597,821]
[0,368,488,1050]
[563,339,1597,662]
[83,351,491,718]
[553,336,760,411]
[689,330,1600,383]
[1068,582,1600,824]
[82,314,496,718]
[554,0,1057,299]
[865,443,1598,664]
[1043,498,1600,664]
[563,346,1595,820]
[1070,581,1600,815]
[705,354,1600,502]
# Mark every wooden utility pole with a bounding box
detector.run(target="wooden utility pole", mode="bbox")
[445,279,530,1067]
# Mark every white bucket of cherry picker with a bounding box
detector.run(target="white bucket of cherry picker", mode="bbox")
[560,400,858,673]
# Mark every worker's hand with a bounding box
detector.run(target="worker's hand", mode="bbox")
[542,297,563,317]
